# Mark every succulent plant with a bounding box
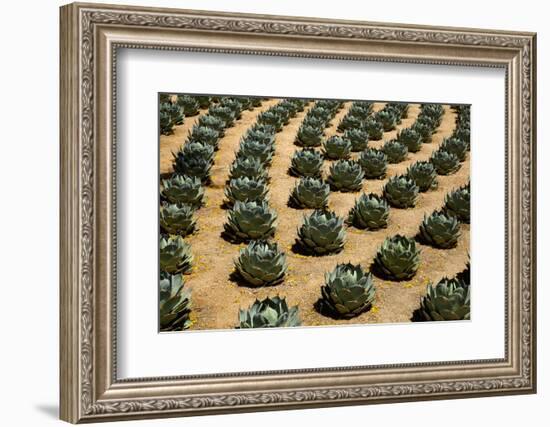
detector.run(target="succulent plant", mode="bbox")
[159,93,172,104]
[343,128,369,152]
[278,100,299,117]
[219,98,243,119]
[161,175,204,207]
[397,128,423,153]
[297,210,346,255]
[415,115,438,132]
[337,114,363,132]
[237,139,274,165]
[160,102,184,126]
[348,102,373,119]
[372,235,420,280]
[289,148,324,178]
[417,278,470,321]
[419,210,461,249]
[238,296,301,328]
[445,184,470,223]
[296,124,324,147]
[177,95,200,116]
[159,272,192,331]
[420,103,444,125]
[440,137,468,162]
[358,148,388,179]
[453,126,470,149]
[172,153,212,182]
[160,110,174,135]
[323,135,352,160]
[327,160,364,192]
[229,156,268,181]
[198,115,226,136]
[289,177,330,209]
[347,193,390,230]
[224,201,277,242]
[209,105,236,127]
[160,235,193,275]
[365,118,384,140]
[387,102,409,119]
[160,203,197,236]
[250,97,263,108]
[406,161,438,192]
[187,125,220,149]
[194,95,212,109]
[411,122,433,144]
[383,175,419,208]
[308,106,332,123]
[302,115,326,130]
[225,176,269,206]
[242,127,276,147]
[430,150,461,175]
[180,141,215,162]
[317,263,376,319]
[270,105,291,124]
[257,110,284,132]
[234,240,288,287]
[382,140,408,164]
[376,110,397,131]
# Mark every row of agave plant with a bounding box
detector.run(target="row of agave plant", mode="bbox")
[295,99,345,148]
[159,96,266,331]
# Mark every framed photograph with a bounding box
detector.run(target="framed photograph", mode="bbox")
[60,2,537,423]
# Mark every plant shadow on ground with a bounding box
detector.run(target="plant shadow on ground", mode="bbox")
[228,270,284,289]
[314,298,373,320]
[290,241,344,257]
[369,261,416,283]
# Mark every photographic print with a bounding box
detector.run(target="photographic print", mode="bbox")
[158,95,471,332]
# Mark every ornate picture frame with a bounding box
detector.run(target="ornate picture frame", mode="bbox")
[60,2,536,423]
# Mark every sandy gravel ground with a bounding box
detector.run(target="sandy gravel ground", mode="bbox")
[159,99,470,330]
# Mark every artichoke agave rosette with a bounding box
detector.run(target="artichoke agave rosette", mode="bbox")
[289,177,330,209]
[159,235,193,275]
[419,210,461,249]
[297,210,346,255]
[234,240,288,287]
[159,272,192,331]
[327,160,364,192]
[347,193,390,230]
[418,278,470,321]
[224,201,277,242]
[373,235,420,280]
[318,263,376,318]
[238,296,301,328]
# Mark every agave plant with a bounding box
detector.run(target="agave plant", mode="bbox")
[383,175,419,208]
[160,110,174,135]
[343,128,369,152]
[278,100,299,117]
[243,127,276,147]
[440,137,468,162]
[177,95,200,116]
[180,141,215,162]
[172,153,212,182]
[430,150,461,175]
[411,122,433,144]
[415,115,438,132]
[198,115,226,137]
[302,115,326,130]
[337,115,363,132]
[419,210,461,249]
[160,203,197,236]
[348,102,372,119]
[308,106,332,123]
[417,278,470,321]
[376,110,397,131]
[289,148,324,178]
[327,160,364,192]
[257,111,284,132]
[297,210,346,255]
[224,201,277,242]
[160,174,204,207]
[296,124,324,147]
[289,177,330,209]
[323,135,352,160]
[270,105,291,125]
[250,97,263,108]
[382,140,408,164]
[372,235,420,280]
[159,235,193,275]
[187,126,220,149]
[347,193,390,230]
[234,240,288,287]
[445,184,470,223]
[159,272,192,331]
[317,263,376,319]
[358,148,388,179]
[194,95,212,109]
[160,102,184,126]
[453,126,470,149]
[209,105,236,127]
[397,128,423,153]
[237,139,273,165]
[220,98,243,120]
[238,296,301,328]
[365,118,384,140]
[406,161,438,192]
[229,156,268,181]
[225,177,269,206]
